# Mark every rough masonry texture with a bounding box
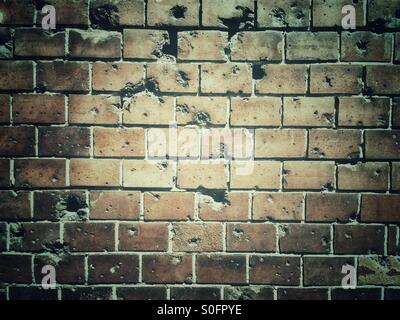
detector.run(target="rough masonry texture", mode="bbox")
[0,0,400,301]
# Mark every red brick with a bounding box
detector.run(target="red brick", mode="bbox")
[90,191,140,220]
[9,287,57,300]
[278,288,328,300]
[332,288,381,301]
[361,195,400,223]
[0,94,10,124]
[0,126,35,157]
[0,159,9,187]
[62,287,113,300]
[118,223,168,251]
[253,193,303,222]
[117,287,166,300]
[177,160,227,189]
[0,0,35,25]
[144,192,194,221]
[124,29,169,59]
[0,255,32,284]
[231,161,281,190]
[227,223,276,252]
[365,131,400,160]
[334,225,384,254]
[171,287,221,300]
[69,30,121,58]
[70,159,120,187]
[124,160,174,188]
[14,29,65,57]
[0,191,31,220]
[199,192,248,221]
[197,254,246,284]
[224,286,274,300]
[0,61,33,90]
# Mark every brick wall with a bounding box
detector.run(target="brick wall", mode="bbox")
[0,0,400,300]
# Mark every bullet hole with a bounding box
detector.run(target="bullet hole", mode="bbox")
[271,7,287,26]
[199,189,230,206]
[323,182,334,191]
[120,78,161,104]
[170,5,187,19]
[176,103,190,113]
[252,64,266,80]
[127,227,138,236]
[90,4,120,29]
[158,162,168,171]
[356,40,369,52]
[188,237,201,245]
[176,70,190,87]
[224,46,231,57]
[232,228,244,239]
[324,76,333,87]
[322,113,334,124]
[193,112,211,126]
[218,6,254,39]
[42,241,70,255]
[362,85,373,97]
[311,147,326,158]
[35,82,48,93]
[55,193,88,221]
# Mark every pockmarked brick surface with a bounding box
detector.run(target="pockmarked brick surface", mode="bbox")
[0,0,399,301]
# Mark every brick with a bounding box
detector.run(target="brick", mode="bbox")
[284,161,335,190]
[197,254,246,284]
[359,256,400,285]
[15,159,66,188]
[332,288,381,301]
[90,0,144,28]
[0,27,12,59]
[231,31,282,61]
[0,223,6,251]
[231,97,281,127]
[202,0,254,28]
[338,97,390,128]
[255,65,307,94]
[64,222,115,252]
[366,66,400,95]
[310,65,363,94]
[124,160,174,188]
[279,224,330,254]
[249,256,300,285]
[361,195,400,223]
[69,30,121,58]
[253,193,303,222]
[308,129,361,159]
[124,96,174,125]
[117,287,166,300]
[172,223,223,252]
[176,96,226,126]
[396,34,400,62]
[69,94,120,125]
[144,192,194,221]
[258,0,309,28]
[88,254,139,284]
[287,32,338,61]
[0,254,32,283]
[0,126,35,156]
[178,31,228,61]
[15,29,65,57]
[118,223,168,251]
[227,223,276,252]
[0,0,34,25]
[9,287,57,300]
[0,159,10,187]
[39,127,91,157]
[142,254,192,284]
[38,0,89,25]
[335,225,384,254]
[37,61,89,92]
[148,63,199,93]
[338,162,389,191]
[393,162,400,191]
[386,288,400,300]
[90,191,140,220]
[255,129,306,158]
[0,94,10,123]
[278,288,328,300]
[33,190,88,221]
[177,160,227,189]
[124,29,169,59]
[313,0,365,27]
[283,97,335,127]
[231,161,280,190]
[13,94,65,124]
[70,159,120,187]
[224,287,274,300]
[368,0,400,28]
[93,128,145,157]
[171,287,221,300]
[394,99,400,128]
[365,131,400,159]
[306,193,358,222]
[148,0,199,26]
[388,225,399,255]
[62,287,113,300]
[0,191,30,220]
[92,62,143,91]
[199,192,248,221]
[201,63,251,94]
[0,61,33,90]
[303,257,354,286]
[342,32,392,62]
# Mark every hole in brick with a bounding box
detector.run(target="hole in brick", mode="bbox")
[252,64,266,80]
[176,103,190,114]
[90,4,120,29]
[170,5,187,19]
[271,7,287,26]
[176,71,190,87]
[218,6,254,39]
[199,189,230,206]
[356,40,369,53]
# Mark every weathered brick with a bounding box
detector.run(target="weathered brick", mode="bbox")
[335,225,384,254]
[0,61,33,90]
[177,160,227,189]
[332,288,381,301]
[359,256,400,285]
[0,191,30,220]
[142,254,192,284]
[0,254,32,283]
[255,65,307,94]
[124,160,174,188]
[365,130,400,159]
[197,254,246,284]
[38,0,89,26]
[361,195,400,223]
[15,29,65,57]
[366,66,400,95]
[15,159,66,188]
[368,0,400,28]
[172,223,223,252]
[124,96,174,125]
[310,65,363,94]
[64,222,115,252]
[118,223,168,251]
[249,256,300,285]
[258,0,309,28]
[69,30,121,58]
[0,94,10,123]
[171,287,221,300]
[231,161,281,190]
[224,286,274,300]
[227,223,276,252]
[202,0,254,28]
[70,159,120,187]
[199,192,248,221]
[0,126,35,157]
[284,161,335,190]
[253,193,303,222]
[124,29,169,59]
[287,32,338,61]
[117,287,166,300]
[62,287,113,300]
[178,31,228,61]
[283,97,335,127]
[0,159,10,187]
[393,162,400,191]
[0,0,34,25]
[8,287,57,300]
[148,0,199,26]
[90,191,140,220]
[313,0,365,27]
[278,288,328,300]
[144,192,194,221]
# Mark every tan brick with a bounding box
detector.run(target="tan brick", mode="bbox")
[172,223,223,252]
[366,66,400,95]
[231,161,280,190]
[338,162,389,191]
[124,96,174,125]
[393,162,400,191]
[255,65,307,94]
[90,191,140,220]
[177,160,227,189]
[70,159,120,187]
[201,63,252,94]
[124,160,174,188]
[199,192,248,221]
[147,0,199,26]
[90,0,144,27]
[178,31,228,61]
[231,31,282,61]
[0,94,10,124]
[255,129,306,158]
[284,161,335,190]
[310,65,363,94]
[227,223,276,252]
[124,29,169,59]
[338,97,390,128]
[258,0,309,28]
[313,0,365,27]
[144,192,194,221]
[253,193,303,221]
[283,97,335,127]
[0,61,33,90]
[287,32,338,61]
[147,63,199,93]
[365,130,400,159]
[119,223,168,251]
[231,97,281,127]
[202,0,254,28]
[15,29,65,57]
